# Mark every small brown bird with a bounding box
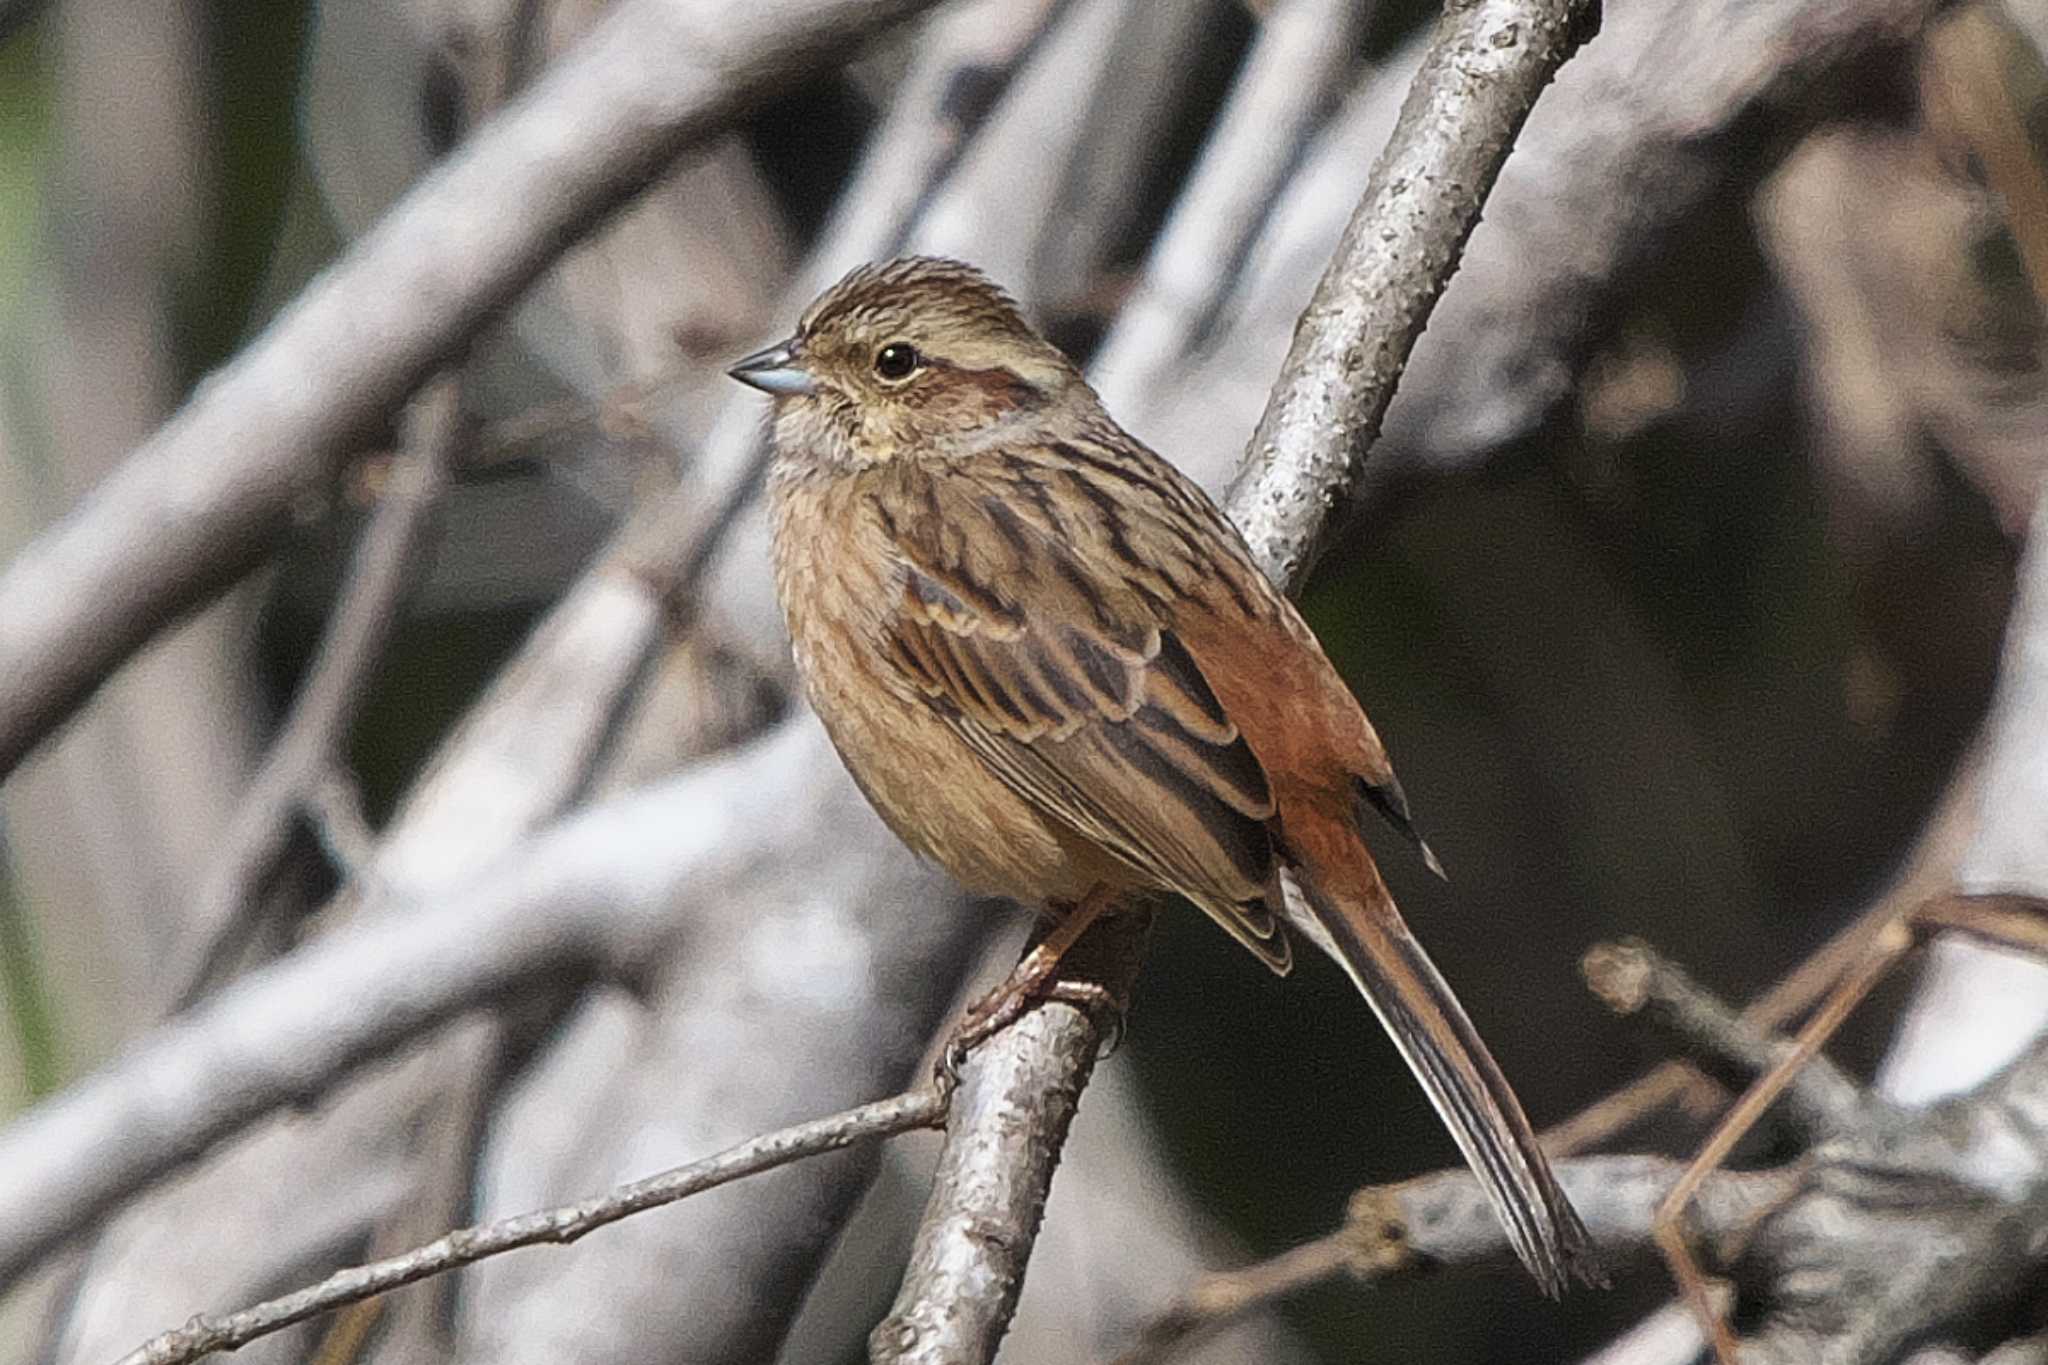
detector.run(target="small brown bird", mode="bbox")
[732,256,1596,1293]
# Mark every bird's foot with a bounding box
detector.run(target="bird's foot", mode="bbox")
[932,974,1129,1089]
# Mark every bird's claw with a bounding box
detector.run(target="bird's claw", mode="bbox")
[932,976,1130,1087]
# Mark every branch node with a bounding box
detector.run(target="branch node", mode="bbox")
[1340,1185,1419,1280]
[1583,937,1655,1015]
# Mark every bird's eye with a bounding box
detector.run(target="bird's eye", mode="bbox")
[874,342,923,381]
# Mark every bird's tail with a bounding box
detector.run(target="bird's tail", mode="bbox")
[1283,848,1600,1295]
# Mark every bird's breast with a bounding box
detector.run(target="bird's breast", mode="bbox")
[768,468,1112,904]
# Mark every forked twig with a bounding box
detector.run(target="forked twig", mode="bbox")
[1098,876,2045,1364]
[1646,919,1914,1365]
[1645,891,2048,1363]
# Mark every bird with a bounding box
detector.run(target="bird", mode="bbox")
[730,255,1597,1294]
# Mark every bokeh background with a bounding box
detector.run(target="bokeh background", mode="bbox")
[0,0,2044,1361]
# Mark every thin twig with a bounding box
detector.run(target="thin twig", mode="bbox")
[0,718,848,1286]
[174,376,462,1007]
[1582,939,1865,1138]
[1543,842,1967,1158]
[1100,881,1969,1361]
[1107,1155,1797,1365]
[1104,1235,1354,1365]
[302,767,377,883]
[1648,922,1915,1365]
[1914,892,2048,956]
[114,1086,947,1365]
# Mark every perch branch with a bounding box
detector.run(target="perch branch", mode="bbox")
[873,913,1149,1363]
[873,0,1600,1360]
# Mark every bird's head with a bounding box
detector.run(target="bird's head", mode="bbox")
[729,256,1086,470]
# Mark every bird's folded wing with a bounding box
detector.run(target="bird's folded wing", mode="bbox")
[878,486,1290,968]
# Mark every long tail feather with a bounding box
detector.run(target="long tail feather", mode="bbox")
[1283,862,1600,1294]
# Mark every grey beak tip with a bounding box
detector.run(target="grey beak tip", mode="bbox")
[728,340,816,396]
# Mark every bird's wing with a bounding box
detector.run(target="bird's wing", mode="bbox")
[876,461,1290,971]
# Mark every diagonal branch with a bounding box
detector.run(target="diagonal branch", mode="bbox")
[1227,0,1598,592]
[1108,1155,1796,1365]
[0,717,838,1288]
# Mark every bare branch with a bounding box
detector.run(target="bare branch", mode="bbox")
[874,914,1149,1363]
[1137,0,1965,516]
[806,0,1075,279]
[1090,0,1368,416]
[1578,1300,1725,1365]
[0,0,944,782]
[115,1086,947,1365]
[1227,0,1597,590]
[302,767,377,881]
[1881,481,2048,1103]
[1109,1156,1794,1365]
[1114,937,2048,1365]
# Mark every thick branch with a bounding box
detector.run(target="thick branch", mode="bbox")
[0,0,941,781]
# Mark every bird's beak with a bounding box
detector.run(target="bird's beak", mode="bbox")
[727,338,816,396]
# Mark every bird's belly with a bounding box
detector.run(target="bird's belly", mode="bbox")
[807,670,1114,906]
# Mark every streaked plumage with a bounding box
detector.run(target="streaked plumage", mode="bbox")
[736,256,1598,1294]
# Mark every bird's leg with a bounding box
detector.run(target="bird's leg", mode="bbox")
[938,884,1122,1083]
